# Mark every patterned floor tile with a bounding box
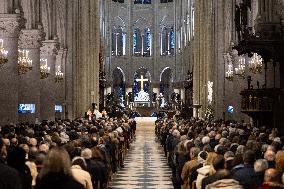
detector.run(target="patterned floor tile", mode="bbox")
[108,118,173,189]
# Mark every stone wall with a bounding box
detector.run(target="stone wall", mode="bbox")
[193,0,282,122]
[0,0,101,124]
[103,0,194,102]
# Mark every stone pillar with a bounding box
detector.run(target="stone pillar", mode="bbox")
[193,0,214,117]
[40,39,59,121]
[55,48,67,119]
[0,14,22,124]
[18,29,44,123]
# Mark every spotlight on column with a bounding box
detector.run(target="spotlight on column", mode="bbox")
[40,58,50,79]
[0,39,8,67]
[18,49,32,75]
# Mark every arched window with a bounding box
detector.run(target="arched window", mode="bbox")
[112,27,126,56]
[134,0,151,4]
[133,28,142,56]
[133,28,151,57]
[160,27,175,56]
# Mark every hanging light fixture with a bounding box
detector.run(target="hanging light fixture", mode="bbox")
[235,55,246,78]
[55,65,64,82]
[248,53,263,74]
[40,58,50,79]
[0,39,8,67]
[224,53,234,81]
[18,49,32,74]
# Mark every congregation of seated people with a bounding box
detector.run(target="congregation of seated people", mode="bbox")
[155,117,284,189]
[0,116,137,189]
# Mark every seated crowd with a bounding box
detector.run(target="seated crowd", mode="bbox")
[0,116,137,189]
[156,117,284,189]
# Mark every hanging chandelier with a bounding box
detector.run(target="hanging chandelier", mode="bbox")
[248,53,263,74]
[0,39,8,67]
[224,53,234,81]
[40,59,50,79]
[18,50,32,74]
[235,56,246,78]
[55,65,64,82]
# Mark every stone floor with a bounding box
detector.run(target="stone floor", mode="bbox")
[108,118,173,189]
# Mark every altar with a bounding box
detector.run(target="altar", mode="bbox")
[133,75,151,107]
[134,90,151,107]
[134,101,151,107]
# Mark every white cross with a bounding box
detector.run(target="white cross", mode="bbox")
[136,75,148,91]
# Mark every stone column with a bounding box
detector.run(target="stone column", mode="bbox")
[75,0,100,117]
[0,14,22,124]
[40,39,59,121]
[18,29,44,123]
[55,48,67,119]
[193,0,214,117]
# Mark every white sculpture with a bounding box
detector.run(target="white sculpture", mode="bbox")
[134,90,150,102]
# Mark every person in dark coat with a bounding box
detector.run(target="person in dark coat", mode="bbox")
[7,147,32,189]
[201,155,229,189]
[232,150,256,189]
[35,147,84,189]
[0,137,23,189]
[81,148,108,189]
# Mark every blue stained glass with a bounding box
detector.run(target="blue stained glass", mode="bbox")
[133,31,137,51]
[160,84,165,95]
[122,33,126,55]
[146,29,151,50]
[118,86,125,97]
[170,30,175,49]
[133,73,139,97]
[143,0,151,4]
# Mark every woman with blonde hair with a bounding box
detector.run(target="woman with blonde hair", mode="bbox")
[35,147,84,189]
[196,152,218,189]
[71,157,93,189]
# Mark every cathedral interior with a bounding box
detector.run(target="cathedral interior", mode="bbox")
[0,0,284,131]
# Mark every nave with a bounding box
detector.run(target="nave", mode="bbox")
[109,118,173,189]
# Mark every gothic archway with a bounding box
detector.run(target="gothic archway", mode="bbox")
[160,67,172,106]
[112,67,126,107]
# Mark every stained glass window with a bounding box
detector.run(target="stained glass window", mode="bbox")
[122,33,126,55]
[146,29,151,51]
[133,28,151,57]
[134,0,151,4]
[112,27,126,56]
[170,29,175,49]
[161,27,175,56]
[133,29,142,56]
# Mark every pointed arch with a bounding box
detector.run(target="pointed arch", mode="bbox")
[115,67,126,82]
[133,18,152,57]
[112,16,127,56]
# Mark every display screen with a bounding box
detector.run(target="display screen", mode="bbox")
[227,105,234,113]
[18,104,35,113]
[55,105,62,113]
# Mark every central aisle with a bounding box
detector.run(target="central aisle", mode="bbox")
[109,118,173,189]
